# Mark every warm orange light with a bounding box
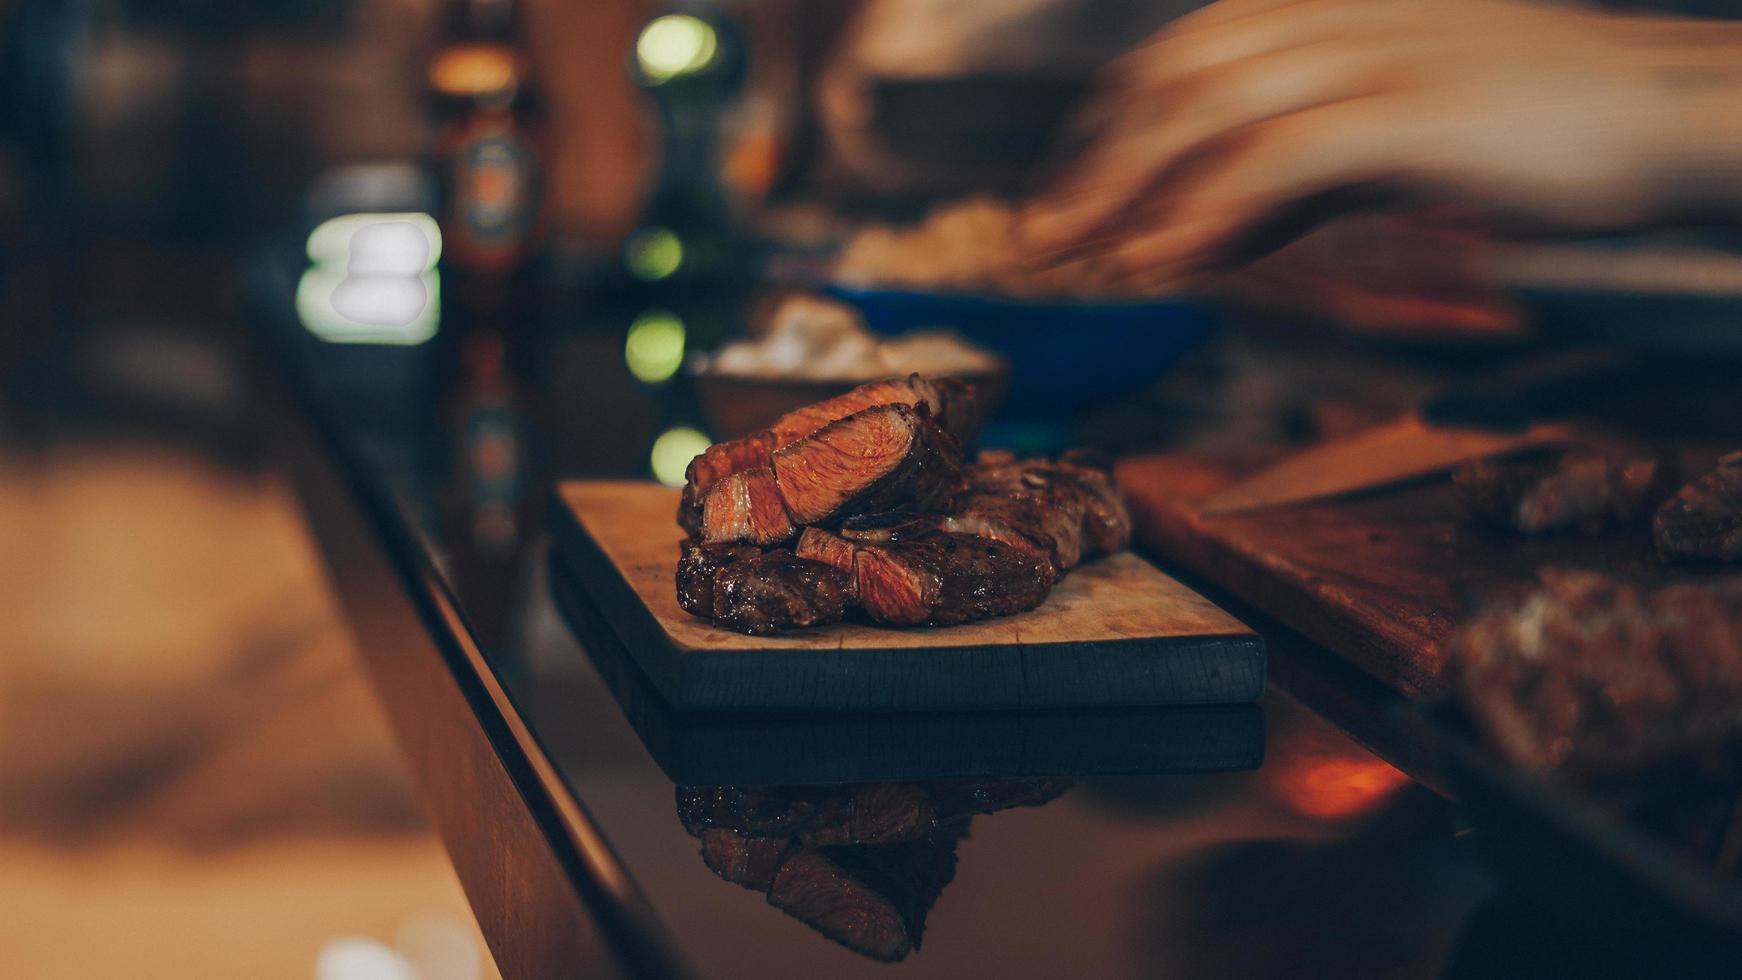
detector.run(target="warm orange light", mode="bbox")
[428,44,519,98]
[1273,756,1411,821]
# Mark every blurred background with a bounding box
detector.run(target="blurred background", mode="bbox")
[6,0,1742,975]
[0,1,1208,975]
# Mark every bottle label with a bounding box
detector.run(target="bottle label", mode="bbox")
[451,122,539,265]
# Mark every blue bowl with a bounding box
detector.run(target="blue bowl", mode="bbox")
[823,284,1217,417]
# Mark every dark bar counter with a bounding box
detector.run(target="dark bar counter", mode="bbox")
[253,235,1627,979]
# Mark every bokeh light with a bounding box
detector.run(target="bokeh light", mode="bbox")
[624,226,683,281]
[636,15,718,83]
[299,213,443,345]
[306,212,441,272]
[624,309,686,383]
[650,427,712,487]
[427,44,518,99]
[296,268,440,345]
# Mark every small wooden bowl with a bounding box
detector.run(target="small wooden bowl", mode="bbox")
[693,367,1009,443]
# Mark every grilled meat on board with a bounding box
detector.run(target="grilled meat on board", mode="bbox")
[949,450,1131,570]
[672,378,1132,634]
[699,403,966,546]
[676,543,854,634]
[1454,452,1675,535]
[1450,568,1742,777]
[679,375,980,536]
[1655,450,1742,562]
[797,526,1054,626]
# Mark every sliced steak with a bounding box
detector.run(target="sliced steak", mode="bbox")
[772,403,965,526]
[1656,451,1742,562]
[700,468,797,546]
[1450,568,1742,777]
[800,527,1055,627]
[711,552,853,635]
[678,375,980,535]
[770,375,979,447]
[767,832,963,962]
[697,404,964,545]
[935,453,1131,571]
[1454,452,1674,535]
[675,542,761,618]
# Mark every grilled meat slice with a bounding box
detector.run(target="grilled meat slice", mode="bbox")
[770,375,980,448]
[679,431,779,536]
[1056,457,1133,554]
[798,527,1054,626]
[831,456,1131,572]
[678,375,981,535]
[711,552,853,635]
[701,468,797,546]
[940,453,1130,570]
[1450,569,1742,777]
[698,403,965,545]
[767,832,963,962]
[1454,452,1674,534]
[1656,451,1742,562]
[772,403,965,525]
[675,542,762,618]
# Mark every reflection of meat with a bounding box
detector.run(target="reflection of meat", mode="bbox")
[678,778,1071,846]
[1454,453,1673,535]
[679,779,1070,961]
[700,830,793,890]
[1450,569,1742,776]
[699,404,966,546]
[769,834,962,962]
[797,527,1054,626]
[1655,451,1742,562]
[679,375,980,536]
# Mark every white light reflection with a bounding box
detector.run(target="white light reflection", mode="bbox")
[314,936,417,980]
[651,427,712,487]
[299,212,443,345]
[306,212,442,271]
[297,267,440,345]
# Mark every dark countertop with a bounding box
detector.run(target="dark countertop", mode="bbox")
[257,239,1616,978]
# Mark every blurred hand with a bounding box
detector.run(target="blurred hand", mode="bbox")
[1216,213,1524,340]
[1023,0,1742,281]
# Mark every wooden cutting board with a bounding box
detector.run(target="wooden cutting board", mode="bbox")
[1115,452,1672,698]
[549,481,1264,712]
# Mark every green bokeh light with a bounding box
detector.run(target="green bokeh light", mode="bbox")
[624,226,684,281]
[624,309,686,383]
[650,427,712,488]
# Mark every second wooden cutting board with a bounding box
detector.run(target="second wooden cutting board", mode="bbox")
[550,481,1265,712]
[1116,451,1671,697]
